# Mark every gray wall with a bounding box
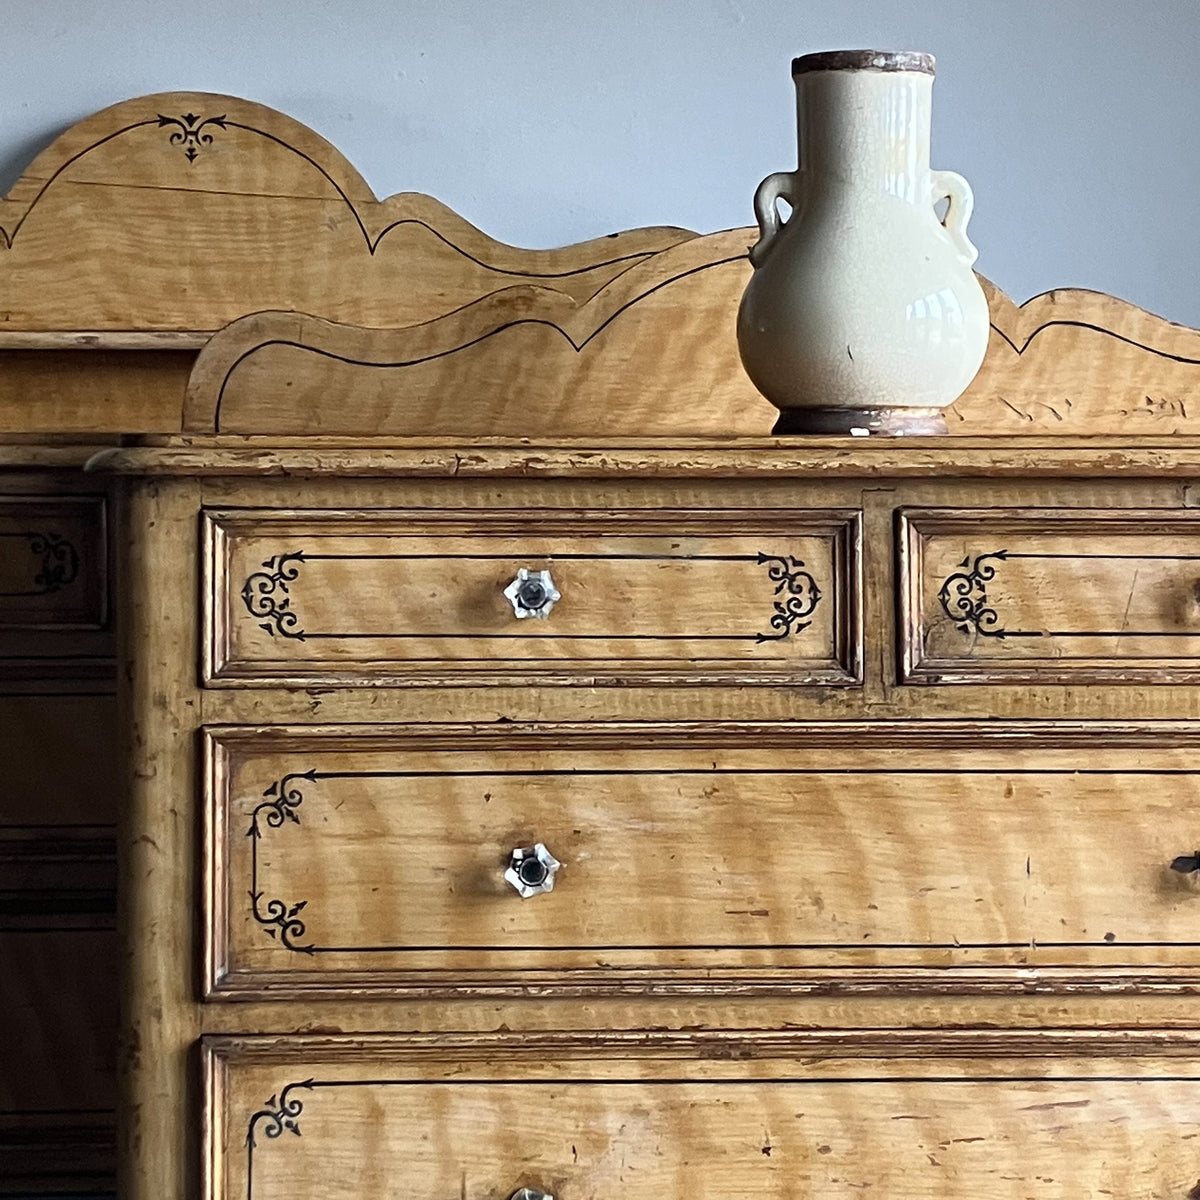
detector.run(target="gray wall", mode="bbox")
[4,0,1199,323]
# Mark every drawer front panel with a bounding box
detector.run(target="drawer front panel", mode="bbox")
[206,1033,1200,1200]
[207,724,1200,996]
[901,507,1200,683]
[204,508,861,685]
[0,495,110,682]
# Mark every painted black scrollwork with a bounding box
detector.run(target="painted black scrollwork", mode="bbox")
[247,771,316,954]
[937,550,1012,638]
[755,552,821,642]
[246,1079,315,1148]
[157,112,228,162]
[0,532,80,596]
[241,552,307,639]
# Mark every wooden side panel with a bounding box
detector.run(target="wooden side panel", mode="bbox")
[205,508,861,687]
[901,508,1200,684]
[0,931,117,1194]
[205,1034,1200,1200]
[207,725,1200,996]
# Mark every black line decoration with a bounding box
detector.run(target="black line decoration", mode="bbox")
[245,1078,314,1149]
[235,761,1200,958]
[237,547,821,645]
[247,771,315,954]
[240,1072,1200,1200]
[755,552,820,642]
[157,112,227,162]
[936,550,1042,640]
[0,532,80,597]
[241,552,307,639]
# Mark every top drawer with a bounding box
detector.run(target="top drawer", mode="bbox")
[204,507,861,686]
[901,508,1200,684]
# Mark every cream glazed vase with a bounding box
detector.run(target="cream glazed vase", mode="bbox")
[737,50,990,435]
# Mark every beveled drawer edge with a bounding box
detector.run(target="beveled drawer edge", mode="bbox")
[201,505,864,688]
[201,1025,1200,1065]
[205,963,1200,1002]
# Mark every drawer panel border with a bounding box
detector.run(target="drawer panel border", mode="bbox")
[205,719,1200,999]
[202,506,864,688]
[899,506,1200,685]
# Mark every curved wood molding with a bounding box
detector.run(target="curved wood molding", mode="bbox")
[0,91,693,341]
[7,90,1200,437]
[186,264,1200,438]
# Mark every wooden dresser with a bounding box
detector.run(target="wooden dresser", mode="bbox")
[6,92,1200,1198]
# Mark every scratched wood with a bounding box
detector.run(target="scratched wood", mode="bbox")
[182,273,1200,439]
[204,506,859,686]
[205,1033,1200,1200]
[207,724,1200,997]
[3,90,1196,1200]
[901,508,1200,683]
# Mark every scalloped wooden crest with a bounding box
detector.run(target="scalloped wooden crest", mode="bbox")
[0,90,692,342]
[6,91,1200,438]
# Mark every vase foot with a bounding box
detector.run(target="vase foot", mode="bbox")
[771,406,948,436]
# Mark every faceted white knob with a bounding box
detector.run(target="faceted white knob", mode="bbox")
[505,843,561,898]
[503,568,560,619]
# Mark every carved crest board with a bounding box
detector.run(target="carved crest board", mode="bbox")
[7,93,1200,1200]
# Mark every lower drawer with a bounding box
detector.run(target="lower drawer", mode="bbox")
[205,1031,1200,1200]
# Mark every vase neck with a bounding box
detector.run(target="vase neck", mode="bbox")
[794,69,933,202]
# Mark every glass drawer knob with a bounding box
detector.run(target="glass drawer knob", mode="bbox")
[505,843,561,898]
[504,568,560,619]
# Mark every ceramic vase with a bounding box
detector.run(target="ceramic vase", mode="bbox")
[736,50,990,435]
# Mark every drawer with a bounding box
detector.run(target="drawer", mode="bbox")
[0,494,110,681]
[203,507,861,686]
[205,1030,1200,1200]
[900,507,1200,684]
[206,723,1200,997]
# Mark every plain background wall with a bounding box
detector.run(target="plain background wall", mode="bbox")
[3,0,1199,324]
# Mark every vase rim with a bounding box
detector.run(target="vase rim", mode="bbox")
[791,50,935,76]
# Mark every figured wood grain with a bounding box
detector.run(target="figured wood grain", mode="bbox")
[901,507,1200,683]
[205,1032,1200,1200]
[206,723,1200,996]
[204,506,860,686]
[0,92,691,339]
[182,276,1200,439]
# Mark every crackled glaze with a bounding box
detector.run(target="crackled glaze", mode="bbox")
[737,52,990,434]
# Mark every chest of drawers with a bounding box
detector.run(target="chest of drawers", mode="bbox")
[6,89,1200,1200]
[98,446,1200,1200]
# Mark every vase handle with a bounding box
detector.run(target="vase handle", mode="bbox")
[749,171,800,267]
[931,170,979,266]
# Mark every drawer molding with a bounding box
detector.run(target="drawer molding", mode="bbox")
[205,507,862,687]
[207,720,1200,999]
[902,507,1200,684]
[204,1029,1200,1200]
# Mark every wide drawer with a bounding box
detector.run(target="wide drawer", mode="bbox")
[203,507,861,685]
[901,507,1200,683]
[206,723,1200,997]
[205,1030,1200,1200]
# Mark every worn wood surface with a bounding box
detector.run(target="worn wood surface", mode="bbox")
[204,505,860,687]
[0,467,118,1194]
[2,93,1200,437]
[206,722,1200,997]
[183,276,1200,439]
[205,1031,1200,1200]
[7,87,1200,1200]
